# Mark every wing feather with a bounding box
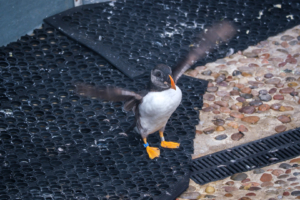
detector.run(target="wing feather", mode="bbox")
[172,21,236,83]
[75,83,143,102]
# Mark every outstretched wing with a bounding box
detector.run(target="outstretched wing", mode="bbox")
[172,20,236,83]
[75,83,144,111]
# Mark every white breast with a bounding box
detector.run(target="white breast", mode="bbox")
[138,86,182,136]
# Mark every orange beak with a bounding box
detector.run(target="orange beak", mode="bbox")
[169,75,176,90]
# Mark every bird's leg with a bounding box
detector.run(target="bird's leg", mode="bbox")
[143,138,160,159]
[160,130,180,149]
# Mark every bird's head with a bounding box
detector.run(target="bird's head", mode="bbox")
[150,64,176,91]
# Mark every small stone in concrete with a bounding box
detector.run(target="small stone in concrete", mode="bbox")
[231,132,244,141]
[205,186,215,194]
[287,177,297,181]
[273,94,284,100]
[216,126,225,131]
[180,192,201,199]
[269,88,277,94]
[266,189,279,195]
[241,87,252,94]
[253,168,265,174]
[272,169,284,176]
[259,94,272,102]
[278,174,289,179]
[290,91,299,96]
[223,186,238,192]
[215,134,227,140]
[283,191,290,196]
[275,125,287,133]
[239,197,251,200]
[264,73,274,78]
[289,40,298,46]
[202,70,212,75]
[279,87,295,94]
[216,75,226,83]
[259,90,268,95]
[248,186,261,191]
[237,97,246,102]
[271,103,282,110]
[277,115,291,123]
[291,191,300,196]
[238,125,248,132]
[207,86,218,92]
[246,193,256,196]
[241,178,250,183]
[217,91,230,98]
[212,119,225,126]
[294,172,300,176]
[186,186,196,192]
[281,35,294,41]
[230,112,244,119]
[265,78,281,85]
[224,193,233,197]
[202,106,214,112]
[240,93,253,99]
[203,93,215,101]
[275,180,287,185]
[240,106,256,114]
[231,173,248,181]
[258,104,270,112]
[249,100,263,107]
[261,182,274,187]
[203,127,215,134]
[214,101,228,107]
[290,158,300,163]
[260,173,272,182]
[232,70,242,76]
[204,195,216,198]
[241,116,260,124]
[286,77,296,82]
[226,181,234,185]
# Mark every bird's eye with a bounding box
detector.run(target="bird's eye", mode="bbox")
[155,71,162,77]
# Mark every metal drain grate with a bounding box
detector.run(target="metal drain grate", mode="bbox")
[191,128,300,185]
[0,23,207,200]
[45,0,300,79]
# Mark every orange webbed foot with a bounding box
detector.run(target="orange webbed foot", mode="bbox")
[146,146,160,159]
[161,141,180,149]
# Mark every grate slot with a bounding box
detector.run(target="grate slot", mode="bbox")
[212,154,225,163]
[222,151,237,161]
[287,131,300,140]
[237,147,250,157]
[251,143,264,152]
[206,156,219,166]
[192,127,300,185]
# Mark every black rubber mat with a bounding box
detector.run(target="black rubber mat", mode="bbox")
[191,128,300,185]
[44,0,300,79]
[0,23,207,200]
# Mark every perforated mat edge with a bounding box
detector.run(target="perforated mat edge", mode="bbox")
[44,4,146,79]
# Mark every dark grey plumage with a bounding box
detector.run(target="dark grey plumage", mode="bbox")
[76,83,146,111]
[150,64,173,92]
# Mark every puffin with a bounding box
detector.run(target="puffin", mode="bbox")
[76,21,236,159]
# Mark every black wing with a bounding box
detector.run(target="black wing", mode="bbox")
[172,21,236,83]
[75,83,146,111]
